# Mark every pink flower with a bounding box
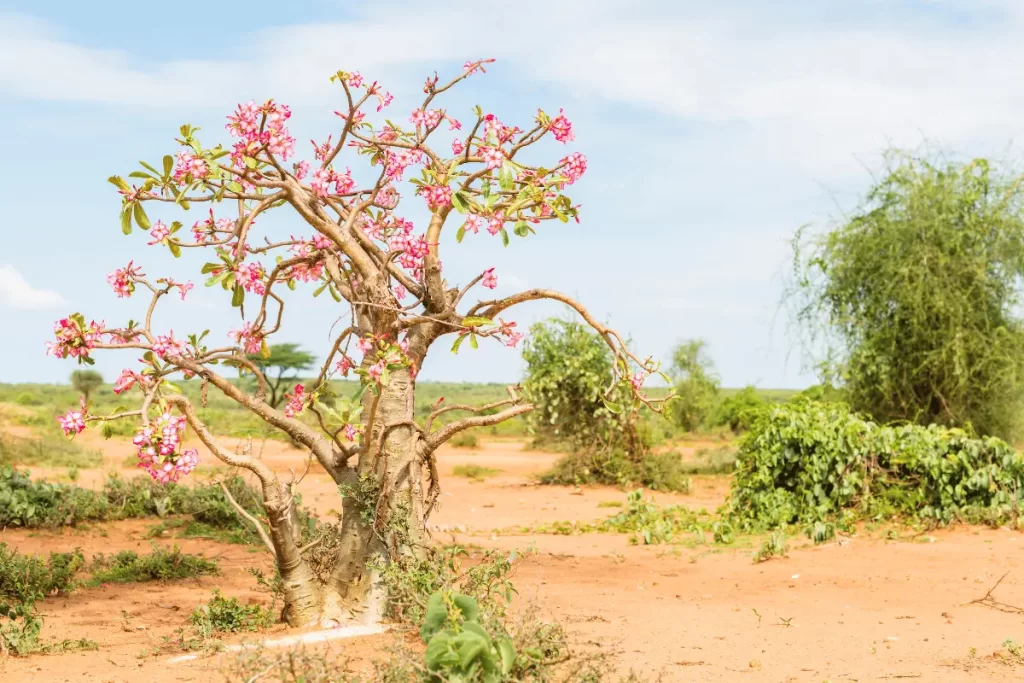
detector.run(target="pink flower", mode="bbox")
[548,109,575,144]
[173,151,209,184]
[235,262,266,295]
[482,268,498,290]
[333,168,356,195]
[335,357,353,376]
[357,337,374,354]
[134,411,198,483]
[284,384,306,418]
[410,109,442,129]
[480,146,504,170]
[420,185,452,210]
[367,359,386,382]
[347,72,363,88]
[343,424,360,441]
[452,139,465,155]
[113,368,139,395]
[487,212,505,236]
[630,372,645,391]
[394,284,407,300]
[152,333,188,360]
[505,331,525,348]
[462,214,482,235]
[448,117,462,131]
[294,160,310,180]
[175,281,194,300]
[561,152,587,185]
[147,221,170,246]
[57,400,87,437]
[46,315,103,361]
[107,261,143,298]
[310,168,332,198]
[229,322,263,355]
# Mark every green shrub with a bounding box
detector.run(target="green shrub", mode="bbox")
[12,393,42,407]
[725,400,1024,531]
[680,446,737,475]
[452,465,500,481]
[708,386,767,432]
[189,590,273,634]
[89,546,218,585]
[450,432,479,449]
[667,339,720,432]
[540,449,690,492]
[601,490,705,545]
[0,544,86,656]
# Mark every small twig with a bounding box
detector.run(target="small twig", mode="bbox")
[965,571,1024,614]
[219,482,276,556]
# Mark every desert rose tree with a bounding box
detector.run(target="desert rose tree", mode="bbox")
[48,60,668,628]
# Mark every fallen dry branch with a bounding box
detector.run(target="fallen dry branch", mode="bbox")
[965,571,1024,615]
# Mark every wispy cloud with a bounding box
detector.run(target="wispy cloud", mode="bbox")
[0,265,66,310]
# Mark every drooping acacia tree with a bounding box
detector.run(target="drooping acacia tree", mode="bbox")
[48,60,666,627]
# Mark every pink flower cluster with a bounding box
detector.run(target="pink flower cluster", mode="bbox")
[483,114,522,145]
[235,261,266,295]
[410,108,442,129]
[383,148,424,181]
[152,332,189,360]
[107,261,143,298]
[343,424,360,441]
[225,100,296,163]
[480,146,504,170]
[113,368,143,395]
[497,319,524,348]
[561,152,587,185]
[452,139,465,155]
[133,411,199,483]
[284,384,306,418]
[420,184,452,209]
[230,321,263,355]
[57,398,88,437]
[173,151,209,183]
[549,109,575,144]
[46,316,103,361]
[309,167,356,199]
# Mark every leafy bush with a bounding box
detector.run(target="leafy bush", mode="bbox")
[522,318,639,452]
[452,465,501,481]
[420,590,516,681]
[601,490,705,545]
[190,590,274,634]
[89,546,218,584]
[708,386,767,432]
[0,544,86,656]
[725,400,1024,531]
[450,432,479,449]
[667,339,720,432]
[791,152,1024,439]
[539,449,690,492]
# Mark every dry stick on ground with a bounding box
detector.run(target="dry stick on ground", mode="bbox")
[965,571,1024,614]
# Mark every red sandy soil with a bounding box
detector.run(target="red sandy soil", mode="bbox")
[2,431,1023,681]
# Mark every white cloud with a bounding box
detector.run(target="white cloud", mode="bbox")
[0,265,66,310]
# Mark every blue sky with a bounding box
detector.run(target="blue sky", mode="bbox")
[2,0,1024,388]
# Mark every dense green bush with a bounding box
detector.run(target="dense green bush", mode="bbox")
[725,400,1024,531]
[791,153,1024,439]
[89,546,218,585]
[539,449,690,492]
[708,386,768,432]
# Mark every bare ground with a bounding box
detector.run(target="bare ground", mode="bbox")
[2,432,1023,682]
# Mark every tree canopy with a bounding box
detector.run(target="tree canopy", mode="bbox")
[70,370,103,402]
[667,339,719,432]
[791,152,1024,438]
[246,343,316,408]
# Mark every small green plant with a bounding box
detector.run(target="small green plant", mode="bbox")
[452,464,501,481]
[450,432,479,449]
[0,544,86,656]
[601,490,707,545]
[189,590,274,635]
[420,590,516,682]
[752,530,787,563]
[89,546,218,585]
[540,450,690,492]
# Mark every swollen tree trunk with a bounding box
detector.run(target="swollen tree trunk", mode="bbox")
[320,365,426,626]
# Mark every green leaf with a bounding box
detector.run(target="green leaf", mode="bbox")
[168,242,182,258]
[120,209,132,235]
[420,592,448,642]
[513,220,530,237]
[456,225,467,243]
[498,161,515,191]
[139,160,160,176]
[231,284,244,307]
[451,191,470,214]
[129,171,154,180]
[469,334,479,350]
[227,181,244,193]
[133,202,151,231]
[107,176,130,191]
[200,262,219,274]
[496,639,516,674]
[500,228,510,247]
[451,335,467,354]
[461,317,493,328]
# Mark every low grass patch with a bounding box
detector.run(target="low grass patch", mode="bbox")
[539,449,691,493]
[0,430,102,469]
[452,464,501,481]
[449,432,479,449]
[88,546,218,585]
[680,445,737,475]
[190,590,274,635]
